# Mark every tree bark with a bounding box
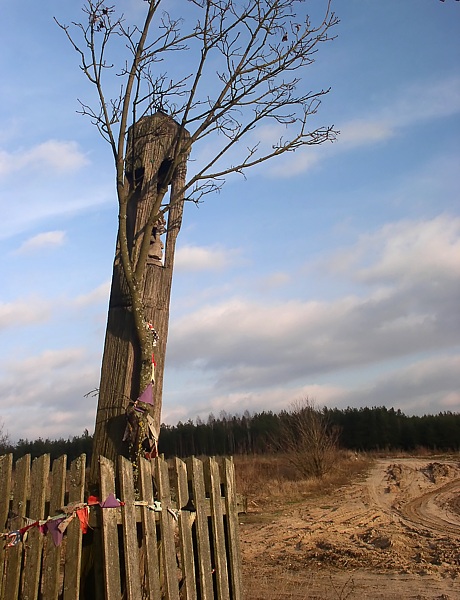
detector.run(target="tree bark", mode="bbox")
[90,113,189,482]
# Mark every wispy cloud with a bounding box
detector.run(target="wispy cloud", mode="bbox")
[0,181,113,241]
[389,76,460,127]
[339,120,393,147]
[268,150,321,177]
[323,215,460,285]
[0,348,98,441]
[15,230,66,254]
[74,281,111,307]
[175,244,240,272]
[168,215,460,395]
[336,354,460,415]
[256,271,291,291]
[0,298,51,331]
[266,75,460,177]
[163,382,344,425]
[164,350,460,424]
[0,140,89,177]
[339,76,460,149]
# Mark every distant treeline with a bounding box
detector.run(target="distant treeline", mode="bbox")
[0,429,94,465]
[1,407,459,463]
[159,407,460,457]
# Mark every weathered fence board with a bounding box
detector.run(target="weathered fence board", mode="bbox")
[156,455,181,600]
[99,455,122,600]
[0,453,243,600]
[222,459,243,600]
[138,458,162,600]
[4,454,31,600]
[173,457,197,600]
[22,453,49,600]
[63,454,86,600]
[205,457,230,600]
[188,457,213,600]
[119,456,143,600]
[0,453,13,599]
[42,454,67,600]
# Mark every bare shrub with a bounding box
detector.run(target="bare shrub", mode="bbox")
[280,399,341,478]
[0,420,11,454]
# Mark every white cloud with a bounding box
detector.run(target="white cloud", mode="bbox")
[257,271,291,291]
[175,244,239,271]
[0,180,114,242]
[266,75,460,176]
[441,391,460,410]
[15,230,66,254]
[339,120,394,146]
[336,354,460,415]
[324,215,460,285]
[339,76,460,149]
[168,288,455,391]
[164,352,460,423]
[389,76,460,127]
[167,215,460,394]
[74,281,111,307]
[268,149,321,177]
[255,123,287,144]
[163,383,344,424]
[0,348,99,441]
[0,298,51,331]
[0,140,89,178]
[358,217,460,284]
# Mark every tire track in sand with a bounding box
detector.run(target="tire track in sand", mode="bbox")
[400,477,460,536]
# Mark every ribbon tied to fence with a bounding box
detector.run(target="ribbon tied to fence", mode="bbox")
[1,493,182,549]
[2,493,123,548]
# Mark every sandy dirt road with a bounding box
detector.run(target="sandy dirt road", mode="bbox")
[240,458,460,599]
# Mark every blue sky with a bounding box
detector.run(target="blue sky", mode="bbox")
[1,0,459,442]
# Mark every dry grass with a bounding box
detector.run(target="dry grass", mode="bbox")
[241,570,356,600]
[234,451,373,512]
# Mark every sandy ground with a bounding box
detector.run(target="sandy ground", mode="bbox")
[240,458,460,599]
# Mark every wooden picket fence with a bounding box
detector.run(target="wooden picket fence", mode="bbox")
[0,453,243,600]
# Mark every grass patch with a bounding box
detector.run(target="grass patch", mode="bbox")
[234,451,374,511]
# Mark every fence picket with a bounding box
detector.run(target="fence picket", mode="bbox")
[22,453,50,600]
[119,456,143,600]
[221,458,243,600]
[99,456,122,600]
[205,458,230,600]
[42,454,67,600]
[3,454,31,600]
[0,453,13,599]
[187,457,213,600]
[138,457,162,600]
[155,456,180,600]
[173,457,196,600]
[62,454,86,600]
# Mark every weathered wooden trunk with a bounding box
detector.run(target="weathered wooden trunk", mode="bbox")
[91,114,190,478]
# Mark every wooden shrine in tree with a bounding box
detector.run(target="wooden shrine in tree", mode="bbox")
[91,113,190,477]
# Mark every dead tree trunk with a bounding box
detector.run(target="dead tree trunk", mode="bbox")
[90,113,189,482]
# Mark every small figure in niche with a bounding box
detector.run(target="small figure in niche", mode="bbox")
[147,216,166,265]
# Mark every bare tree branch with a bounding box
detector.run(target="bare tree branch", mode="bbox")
[278,399,341,478]
[58,0,338,448]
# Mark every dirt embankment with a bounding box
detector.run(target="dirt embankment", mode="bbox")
[240,458,460,599]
